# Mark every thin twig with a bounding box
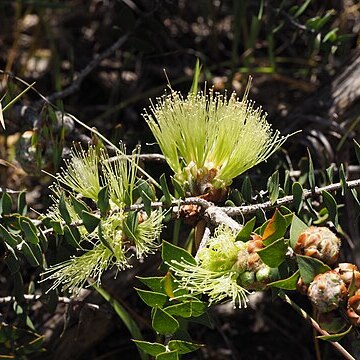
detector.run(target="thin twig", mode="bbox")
[279,292,355,360]
[222,178,360,217]
[0,294,99,310]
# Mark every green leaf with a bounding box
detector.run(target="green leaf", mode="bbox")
[50,220,64,235]
[241,176,253,202]
[93,285,147,360]
[160,174,172,206]
[124,211,139,241]
[289,214,308,248]
[81,211,100,233]
[171,177,185,199]
[165,302,192,318]
[139,180,156,201]
[70,194,90,217]
[262,209,287,245]
[326,164,335,183]
[59,194,72,225]
[268,170,279,204]
[63,225,81,248]
[156,351,179,360]
[322,190,338,226]
[0,224,21,247]
[152,308,179,335]
[97,186,110,215]
[317,326,352,342]
[354,139,360,165]
[162,241,196,270]
[283,170,291,195]
[136,288,168,308]
[161,271,176,298]
[236,217,256,242]
[323,27,338,43]
[168,340,202,354]
[292,182,304,213]
[20,217,39,244]
[28,242,43,267]
[258,238,288,267]
[296,255,331,285]
[17,241,40,267]
[339,164,347,196]
[140,189,152,217]
[0,192,13,215]
[137,276,164,293]
[17,191,27,216]
[165,300,207,318]
[268,270,300,290]
[307,149,315,191]
[133,341,166,357]
[351,188,360,209]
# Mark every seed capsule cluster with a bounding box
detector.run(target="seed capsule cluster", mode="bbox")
[294,226,360,331]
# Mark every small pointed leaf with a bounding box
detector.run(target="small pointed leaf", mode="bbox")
[136,288,168,308]
[292,182,304,213]
[317,325,352,342]
[322,190,338,226]
[20,217,39,244]
[236,217,256,242]
[258,238,288,267]
[268,270,300,290]
[133,340,166,357]
[296,254,331,284]
[168,340,202,354]
[289,215,308,248]
[152,308,179,335]
[162,241,196,270]
[81,211,100,233]
[98,186,110,215]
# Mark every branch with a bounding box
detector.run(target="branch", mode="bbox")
[221,178,360,217]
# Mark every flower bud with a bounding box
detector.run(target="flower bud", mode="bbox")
[347,295,360,326]
[294,226,341,266]
[307,271,348,313]
[334,263,360,290]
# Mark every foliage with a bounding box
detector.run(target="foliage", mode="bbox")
[0,1,360,359]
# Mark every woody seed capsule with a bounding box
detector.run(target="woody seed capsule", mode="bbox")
[294,226,341,266]
[307,271,348,313]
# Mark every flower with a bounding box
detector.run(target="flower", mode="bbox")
[42,241,130,294]
[43,145,163,293]
[56,145,100,200]
[143,86,289,199]
[168,226,252,308]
